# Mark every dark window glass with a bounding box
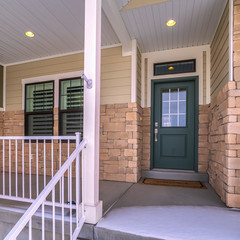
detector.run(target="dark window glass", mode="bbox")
[59,78,84,136]
[154,59,196,76]
[25,81,54,136]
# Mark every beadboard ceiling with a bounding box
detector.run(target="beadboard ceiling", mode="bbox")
[0,0,119,65]
[0,0,227,65]
[116,0,228,53]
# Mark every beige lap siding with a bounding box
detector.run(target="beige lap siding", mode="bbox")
[5,46,131,111]
[210,2,229,99]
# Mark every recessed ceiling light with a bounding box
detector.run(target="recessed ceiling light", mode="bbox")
[25,31,35,38]
[166,19,176,27]
[168,66,174,70]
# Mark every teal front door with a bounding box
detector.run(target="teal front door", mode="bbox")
[152,79,197,170]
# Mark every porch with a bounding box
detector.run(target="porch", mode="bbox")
[1,0,240,239]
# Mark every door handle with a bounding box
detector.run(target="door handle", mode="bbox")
[154,128,158,142]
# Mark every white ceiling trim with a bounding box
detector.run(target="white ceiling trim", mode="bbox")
[5,43,122,67]
[103,0,132,54]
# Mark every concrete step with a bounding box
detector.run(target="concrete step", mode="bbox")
[142,169,209,182]
[0,206,75,240]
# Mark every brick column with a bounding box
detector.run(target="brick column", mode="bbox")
[100,103,142,183]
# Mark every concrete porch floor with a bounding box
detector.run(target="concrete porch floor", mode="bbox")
[80,180,240,240]
[0,179,239,239]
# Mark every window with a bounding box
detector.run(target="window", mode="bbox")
[59,77,84,136]
[25,81,54,136]
[161,88,187,127]
[154,59,196,76]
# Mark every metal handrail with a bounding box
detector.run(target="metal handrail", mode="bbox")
[4,138,87,240]
[0,136,76,140]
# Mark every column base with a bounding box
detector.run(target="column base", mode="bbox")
[84,200,103,224]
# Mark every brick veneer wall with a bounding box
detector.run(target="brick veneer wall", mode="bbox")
[208,82,240,207]
[142,108,151,170]
[0,110,76,175]
[3,110,24,136]
[0,112,3,135]
[99,103,142,183]
[198,105,210,172]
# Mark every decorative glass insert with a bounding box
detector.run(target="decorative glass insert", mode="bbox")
[25,82,54,136]
[59,77,84,136]
[154,59,196,76]
[162,88,187,127]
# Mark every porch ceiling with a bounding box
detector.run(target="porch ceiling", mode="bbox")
[0,0,227,65]
[116,0,228,52]
[0,0,119,65]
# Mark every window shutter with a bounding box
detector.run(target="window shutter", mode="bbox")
[25,82,54,136]
[59,78,83,136]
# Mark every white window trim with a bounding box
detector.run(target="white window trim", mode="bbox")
[21,71,83,110]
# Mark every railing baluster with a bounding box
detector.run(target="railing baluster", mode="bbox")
[22,139,24,198]
[9,139,11,197]
[59,140,62,203]
[3,137,86,240]
[52,187,55,240]
[68,140,70,202]
[51,139,54,178]
[3,140,5,196]
[44,139,46,187]
[70,164,72,238]
[29,218,32,240]
[15,139,18,197]
[42,202,45,240]
[29,140,32,199]
[36,139,39,197]
[82,147,85,218]
[76,133,80,227]
[62,175,64,240]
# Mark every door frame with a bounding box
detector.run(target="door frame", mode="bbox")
[150,76,199,171]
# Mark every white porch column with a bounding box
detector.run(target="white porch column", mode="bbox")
[83,0,102,224]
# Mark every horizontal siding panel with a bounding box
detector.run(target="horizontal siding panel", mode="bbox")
[101,95,131,105]
[101,70,131,80]
[101,86,131,97]
[7,63,83,79]
[7,54,84,73]
[101,78,130,88]
[101,55,131,65]
[101,62,131,73]
[6,46,131,110]
[211,7,229,54]
[210,3,229,99]
[211,28,229,66]
[211,48,229,83]
[211,62,229,94]
[211,74,229,99]
[101,46,122,57]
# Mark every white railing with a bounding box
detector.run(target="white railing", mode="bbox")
[0,134,78,204]
[4,137,86,240]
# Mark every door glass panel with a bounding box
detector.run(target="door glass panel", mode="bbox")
[162,88,187,127]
